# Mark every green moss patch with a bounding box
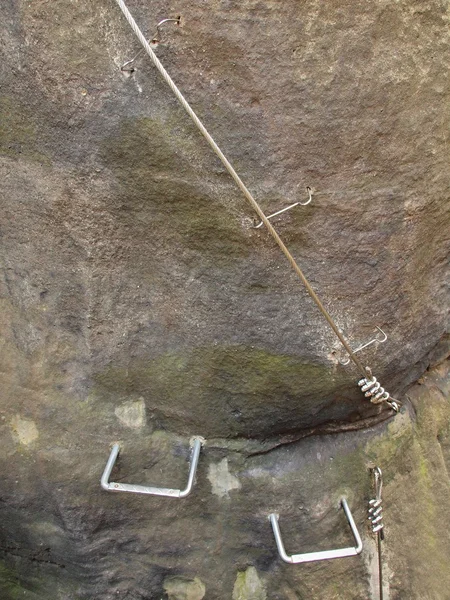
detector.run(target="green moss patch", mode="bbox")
[93,344,347,437]
[100,117,252,261]
[0,97,50,163]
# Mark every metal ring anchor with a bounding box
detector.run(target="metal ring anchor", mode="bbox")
[253,187,313,229]
[101,436,204,497]
[121,17,181,71]
[340,326,387,366]
[269,498,363,564]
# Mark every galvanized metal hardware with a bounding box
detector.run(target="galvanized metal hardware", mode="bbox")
[253,187,313,229]
[370,467,385,600]
[269,498,363,564]
[369,467,384,537]
[101,436,204,497]
[121,17,181,71]
[339,326,387,366]
[358,367,400,412]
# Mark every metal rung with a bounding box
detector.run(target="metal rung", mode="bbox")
[101,437,204,498]
[269,498,363,564]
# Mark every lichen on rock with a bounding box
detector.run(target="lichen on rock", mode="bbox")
[232,567,266,600]
[208,458,241,498]
[114,397,147,429]
[10,416,39,446]
[163,576,206,600]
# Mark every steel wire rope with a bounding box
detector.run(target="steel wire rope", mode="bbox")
[112,0,394,389]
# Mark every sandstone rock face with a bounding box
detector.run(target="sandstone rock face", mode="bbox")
[0,0,449,598]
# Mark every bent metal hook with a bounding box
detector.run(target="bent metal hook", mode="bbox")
[121,17,181,71]
[339,326,388,366]
[253,187,313,229]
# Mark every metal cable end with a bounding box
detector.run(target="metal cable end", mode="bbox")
[358,369,400,411]
[369,467,384,538]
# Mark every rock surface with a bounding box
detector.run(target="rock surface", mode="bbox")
[0,0,449,598]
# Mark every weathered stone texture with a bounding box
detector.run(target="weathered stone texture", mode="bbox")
[0,0,449,597]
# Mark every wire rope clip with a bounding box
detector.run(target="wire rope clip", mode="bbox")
[121,16,181,71]
[339,326,387,366]
[253,187,312,229]
[101,436,204,497]
[358,367,400,412]
[368,467,384,539]
[268,497,363,564]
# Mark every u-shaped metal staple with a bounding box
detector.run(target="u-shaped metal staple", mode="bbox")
[101,436,204,498]
[269,498,363,564]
